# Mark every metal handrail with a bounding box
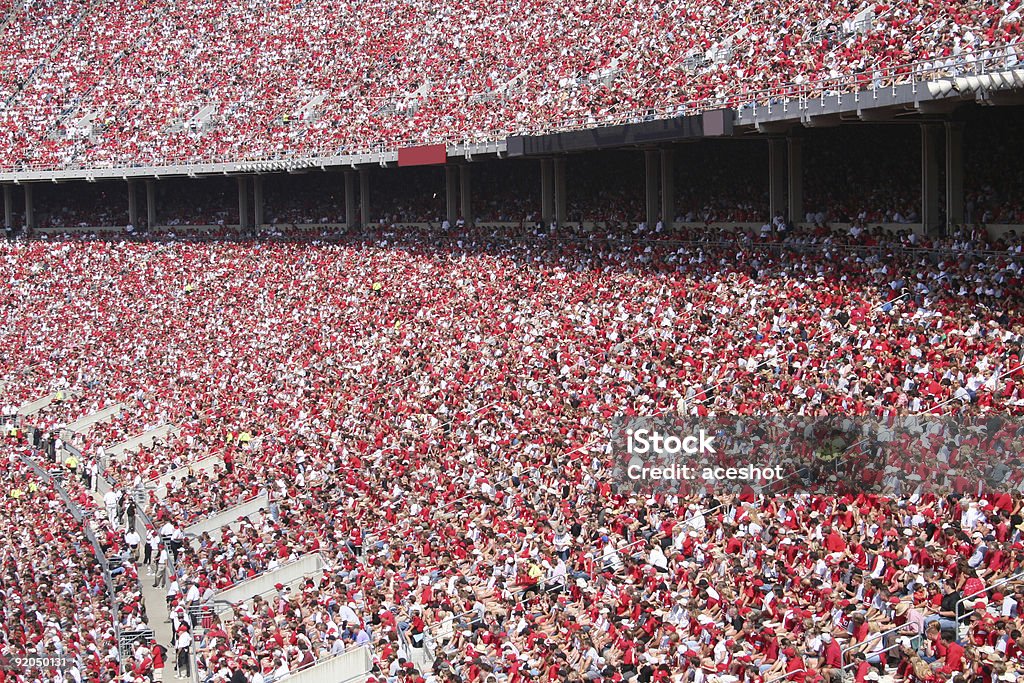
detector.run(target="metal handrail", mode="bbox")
[16,449,125,671]
[955,570,1024,625]
[842,621,910,663]
[841,641,903,671]
[765,668,807,683]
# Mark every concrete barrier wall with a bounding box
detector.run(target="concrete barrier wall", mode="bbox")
[283,644,371,683]
[214,552,324,609]
[149,455,224,499]
[63,402,125,434]
[183,493,269,540]
[17,392,60,416]
[108,424,179,458]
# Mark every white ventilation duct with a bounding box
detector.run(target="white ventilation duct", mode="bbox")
[927,80,953,97]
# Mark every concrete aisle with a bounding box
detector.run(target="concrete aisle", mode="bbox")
[139,558,177,681]
[88,486,177,681]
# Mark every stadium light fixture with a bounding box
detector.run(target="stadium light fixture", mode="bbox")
[927,81,953,97]
[953,77,971,92]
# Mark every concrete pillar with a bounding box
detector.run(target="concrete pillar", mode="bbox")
[553,157,567,226]
[23,184,34,231]
[459,164,473,226]
[237,176,250,229]
[787,135,803,224]
[3,185,12,228]
[445,165,458,225]
[644,149,659,229]
[768,137,786,221]
[359,169,370,227]
[253,175,264,228]
[344,171,356,228]
[945,122,964,229]
[660,148,674,229]
[921,124,941,234]
[127,181,138,227]
[146,179,157,228]
[540,158,554,225]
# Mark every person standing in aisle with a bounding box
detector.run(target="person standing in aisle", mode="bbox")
[153,544,168,588]
[144,526,158,569]
[174,625,192,679]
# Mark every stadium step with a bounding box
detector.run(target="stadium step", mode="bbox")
[280,644,372,683]
[60,401,125,437]
[181,492,269,541]
[212,552,326,617]
[147,454,224,499]
[17,390,71,417]
[106,423,179,459]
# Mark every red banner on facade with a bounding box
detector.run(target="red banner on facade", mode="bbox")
[397,144,447,167]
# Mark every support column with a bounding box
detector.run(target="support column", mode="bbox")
[344,171,356,228]
[660,148,674,229]
[127,181,138,227]
[4,185,13,229]
[253,175,264,228]
[644,149,659,229]
[787,135,803,224]
[146,179,157,229]
[553,157,567,227]
[768,137,786,222]
[459,164,473,226]
[921,124,941,234]
[23,184,34,231]
[445,165,458,225]
[945,121,964,228]
[540,158,554,226]
[359,169,370,228]
[237,176,250,229]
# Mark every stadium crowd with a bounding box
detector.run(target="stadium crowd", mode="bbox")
[1,219,1024,683]
[0,453,149,682]
[0,0,1020,171]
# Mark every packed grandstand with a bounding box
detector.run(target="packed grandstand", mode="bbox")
[2,0,1024,683]
[0,0,1019,170]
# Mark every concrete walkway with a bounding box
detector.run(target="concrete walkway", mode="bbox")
[85,477,177,681]
[139,549,176,681]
